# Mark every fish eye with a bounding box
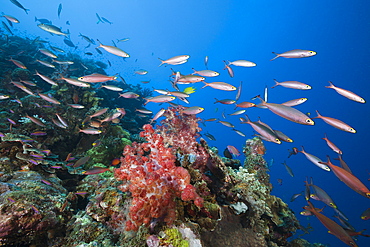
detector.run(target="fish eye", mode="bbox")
[305,119,314,124]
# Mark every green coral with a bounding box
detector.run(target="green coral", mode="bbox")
[162,228,189,247]
[84,125,132,167]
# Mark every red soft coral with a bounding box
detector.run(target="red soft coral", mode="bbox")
[114,124,203,231]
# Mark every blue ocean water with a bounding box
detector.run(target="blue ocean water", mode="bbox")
[1,0,369,246]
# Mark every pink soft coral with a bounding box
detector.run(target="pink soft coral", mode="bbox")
[114,124,203,231]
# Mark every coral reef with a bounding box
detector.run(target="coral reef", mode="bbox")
[0,35,325,247]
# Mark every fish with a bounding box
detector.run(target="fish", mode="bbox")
[68,104,84,109]
[298,146,330,171]
[101,17,112,24]
[49,45,65,53]
[58,77,90,87]
[135,108,152,114]
[227,60,256,67]
[78,73,117,83]
[158,55,190,66]
[63,38,76,47]
[79,128,102,135]
[271,49,317,61]
[144,95,175,105]
[313,110,356,133]
[361,208,370,220]
[308,180,337,208]
[232,129,246,137]
[204,132,216,141]
[79,33,95,44]
[135,69,148,75]
[118,92,139,98]
[57,3,62,19]
[228,110,246,116]
[0,95,10,100]
[2,14,20,23]
[303,201,357,247]
[290,192,303,202]
[281,98,308,107]
[223,60,234,77]
[30,131,47,136]
[235,81,243,101]
[9,58,26,69]
[282,161,294,177]
[34,17,52,24]
[150,108,166,124]
[227,145,240,157]
[177,75,205,84]
[55,114,68,128]
[35,70,58,86]
[218,120,234,128]
[88,108,109,119]
[117,38,130,42]
[214,98,236,104]
[319,156,370,199]
[52,118,66,129]
[201,81,236,91]
[38,93,61,104]
[325,81,365,103]
[25,114,46,127]
[38,24,69,36]
[2,21,13,35]
[271,79,311,90]
[52,59,74,65]
[39,48,57,58]
[10,0,29,14]
[101,85,123,91]
[273,130,293,142]
[192,68,219,77]
[204,56,208,68]
[322,133,342,154]
[83,167,110,175]
[96,40,129,57]
[165,91,189,98]
[36,59,55,68]
[182,106,204,115]
[235,101,256,108]
[264,86,268,102]
[334,155,352,174]
[96,13,104,24]
[257,96,314,125]
[300,207,325,216]
[240,115,281,144]
[73,156,90,168]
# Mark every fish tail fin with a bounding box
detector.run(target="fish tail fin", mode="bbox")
[222,60,228,70]
[214,98,219,104]
[34,17,37,22]
[243,114,251,123]
[158,58,164,67]
[200,81,208,89]
[313,110,321,119]
[24,9,30,15]
[271,79,279,88]
[270,52,279,61]
[325,81,335,88]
